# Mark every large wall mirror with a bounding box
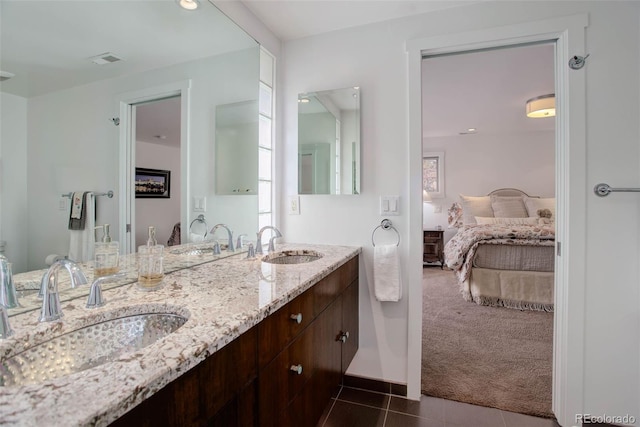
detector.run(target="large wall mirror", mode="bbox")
[298,87,360,195]
[0,1,261,313]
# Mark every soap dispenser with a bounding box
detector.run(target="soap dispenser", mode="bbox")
[137,226,164,290]
[94,224,119,278]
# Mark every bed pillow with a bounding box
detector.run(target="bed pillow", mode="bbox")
[475,216,540,226]
[523,196,556,219]
[490,195,528,218]
[459,195,493,225]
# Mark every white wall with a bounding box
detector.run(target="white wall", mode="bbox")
[135,141,181,247]
[17,47,258,272]
[423,130,555,242]
[280,0,639,422]
[0,93,28,273]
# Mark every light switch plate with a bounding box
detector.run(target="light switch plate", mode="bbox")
[193,197,206,212]
[380,195,400,215]
[288,195,300,215]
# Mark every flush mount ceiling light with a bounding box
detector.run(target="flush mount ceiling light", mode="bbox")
[0,70,15,82]
[526,94,556,118]
[177,0,200,10]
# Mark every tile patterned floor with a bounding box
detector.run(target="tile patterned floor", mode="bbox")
[317,386,561,427]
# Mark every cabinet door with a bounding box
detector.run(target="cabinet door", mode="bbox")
[258,323,315,427]
[341,280,359,373]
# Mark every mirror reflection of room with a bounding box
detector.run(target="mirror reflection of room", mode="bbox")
[298,87,360,195]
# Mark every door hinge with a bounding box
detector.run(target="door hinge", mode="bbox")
[126,224,131,233]
[556,241,561,256]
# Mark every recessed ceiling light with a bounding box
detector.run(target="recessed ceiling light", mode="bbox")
[177,0,200,11]
[467,128,476,132]
[298,98,310,103]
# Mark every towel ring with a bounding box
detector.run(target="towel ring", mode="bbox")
[189,214,208,238]
[371,219,400,247]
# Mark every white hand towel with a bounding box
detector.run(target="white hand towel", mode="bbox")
[68,193,96,263]
[374,244,402,302]
[190,233,205,243]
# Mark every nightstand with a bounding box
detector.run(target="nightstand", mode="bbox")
[423,229,444,268]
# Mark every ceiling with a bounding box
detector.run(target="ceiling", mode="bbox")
[0,0,553,142]
[239,0,480,41]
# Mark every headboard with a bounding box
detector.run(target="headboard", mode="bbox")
[487,188,531,197]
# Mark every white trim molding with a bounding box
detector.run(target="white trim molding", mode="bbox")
[405,14,588,427]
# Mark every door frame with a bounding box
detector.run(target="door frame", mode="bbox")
[117,80,191,254]
[406,14,588,427]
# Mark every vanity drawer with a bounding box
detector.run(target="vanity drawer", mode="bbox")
[258,288,314,368]
[313,256,358,316]
[258,322,316,427]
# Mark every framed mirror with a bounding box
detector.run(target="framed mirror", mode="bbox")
[298,87,360,195]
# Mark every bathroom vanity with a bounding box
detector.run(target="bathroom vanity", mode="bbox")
[0,243,360,426]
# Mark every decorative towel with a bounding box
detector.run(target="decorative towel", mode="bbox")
[189,233,205,243]
[68,191,88,230]
[167,223,181,246]
[374,244,402,302]
[68,193,95,263]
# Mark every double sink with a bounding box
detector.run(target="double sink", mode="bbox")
[1,249,323,388]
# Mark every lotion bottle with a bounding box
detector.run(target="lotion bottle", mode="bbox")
[94,224,119,277]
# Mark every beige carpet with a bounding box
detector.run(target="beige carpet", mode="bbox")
[421,267,554,418]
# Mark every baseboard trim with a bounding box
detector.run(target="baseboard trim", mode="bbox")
[343,374,407,397]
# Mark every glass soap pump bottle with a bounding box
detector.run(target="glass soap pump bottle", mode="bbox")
[94,224,119,278]
[138,226,164,290]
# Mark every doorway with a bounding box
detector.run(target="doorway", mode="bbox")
[134,96,182,248]
[406,15,588,427]
[420,42,556,417]
[117,80,191,255]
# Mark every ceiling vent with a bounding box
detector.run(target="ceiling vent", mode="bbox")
[89,52,123,65]
[0,71,15,82]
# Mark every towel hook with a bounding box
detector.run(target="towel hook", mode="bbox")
[372,219,400,247]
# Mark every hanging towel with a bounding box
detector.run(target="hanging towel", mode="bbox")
[68,191,88,230]
[374,244,402,302]
[68,193,96,263]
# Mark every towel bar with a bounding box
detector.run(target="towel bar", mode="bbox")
[594,183,640,197]
[62,191,114,199]
[372,219,400,247]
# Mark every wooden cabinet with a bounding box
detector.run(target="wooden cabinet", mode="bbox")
[110,255,359,427]
[259,256,359,427]
[423,229,444,268]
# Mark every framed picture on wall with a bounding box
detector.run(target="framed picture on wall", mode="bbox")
[135,168,171,198]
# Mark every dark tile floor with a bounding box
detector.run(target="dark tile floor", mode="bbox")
[317,386,561,427]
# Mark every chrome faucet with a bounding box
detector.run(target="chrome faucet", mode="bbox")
[39,259,88,322]
[236,234,248,249]
[209,224,235,252]
[0,305,13,339]
[0,256,19,309]
[256,226,282,255]
[86,273,125,309]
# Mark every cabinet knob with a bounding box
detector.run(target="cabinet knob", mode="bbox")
[290,364,303,375]
[290,313,302,324]
[338,331,350,343]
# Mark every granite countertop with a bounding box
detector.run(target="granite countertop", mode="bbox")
[0,243,360,426]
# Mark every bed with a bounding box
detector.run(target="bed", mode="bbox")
[444,188,556,312]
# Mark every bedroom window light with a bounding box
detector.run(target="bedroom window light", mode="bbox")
[423,151,444,198]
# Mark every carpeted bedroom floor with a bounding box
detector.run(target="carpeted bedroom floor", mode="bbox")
[421,267,554,419]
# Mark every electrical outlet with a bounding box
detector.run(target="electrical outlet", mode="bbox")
[289,195,300,215]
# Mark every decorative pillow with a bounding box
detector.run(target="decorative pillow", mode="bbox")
[475,216,540,226]
[447,202,463,228]
[490,195,528,218]
[459,195,493,225]
[523,196,556,219]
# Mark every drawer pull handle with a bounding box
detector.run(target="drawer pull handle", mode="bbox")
[290,313,302,324]
[290,364,303,375]
[338,331,350,343]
